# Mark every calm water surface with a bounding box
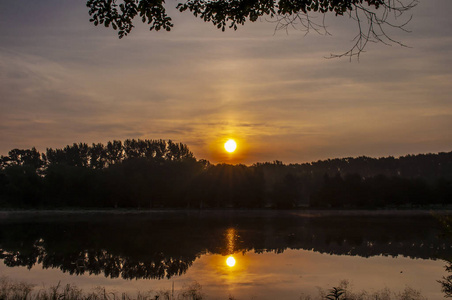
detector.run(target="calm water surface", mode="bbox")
[0,210,451,299]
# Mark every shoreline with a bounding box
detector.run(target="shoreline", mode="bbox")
[1,207,452,217]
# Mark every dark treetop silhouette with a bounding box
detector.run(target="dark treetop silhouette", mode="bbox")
[86,0,418,58]
[0,139,451,209]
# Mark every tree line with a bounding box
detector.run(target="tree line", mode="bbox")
[0,139,451,209]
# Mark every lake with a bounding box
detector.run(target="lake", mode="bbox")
[0,210,451,299]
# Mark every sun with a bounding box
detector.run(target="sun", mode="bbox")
[224,139,237,153]
[226,256,236,267]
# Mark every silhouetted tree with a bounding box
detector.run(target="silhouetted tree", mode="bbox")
[105,140,124,165]
[0,165,43,207]
[271,173,302,208]
[87,142,107,169]
[86,0,417,58]
[1,148,44,170]
[1,140,451,209]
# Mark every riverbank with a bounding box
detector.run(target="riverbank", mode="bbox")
[1,207,452,217]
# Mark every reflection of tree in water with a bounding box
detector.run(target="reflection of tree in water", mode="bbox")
[0,212,451,280]
[2,240,194,280]
[0,215,208,280]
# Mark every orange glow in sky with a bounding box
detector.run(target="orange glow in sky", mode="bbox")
[1,1,451,165]
[208,137,250,164]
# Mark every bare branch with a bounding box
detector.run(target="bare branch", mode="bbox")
[326,0,418,59]
[86,0,418,58]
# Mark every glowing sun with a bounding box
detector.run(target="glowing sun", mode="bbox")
[224,139,237,153]
[226,256,236,267]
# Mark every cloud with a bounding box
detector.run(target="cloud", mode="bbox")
[0,0,451,164]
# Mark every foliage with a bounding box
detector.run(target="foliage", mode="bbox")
[0,140,451,209]
[317,280,427,300]
[437,216,452,298]
[85,0,418,58]
[439,263,452,298]
[326,287,345,300]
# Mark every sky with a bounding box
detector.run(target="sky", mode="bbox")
[0,0,451,165]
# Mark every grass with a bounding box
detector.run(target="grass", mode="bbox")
[0,277,429,300]
[0,277,203,300]
[308,280,428,300]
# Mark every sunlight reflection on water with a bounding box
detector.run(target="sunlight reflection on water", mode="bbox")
[2,249,445,299]
[0,211,450,299]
